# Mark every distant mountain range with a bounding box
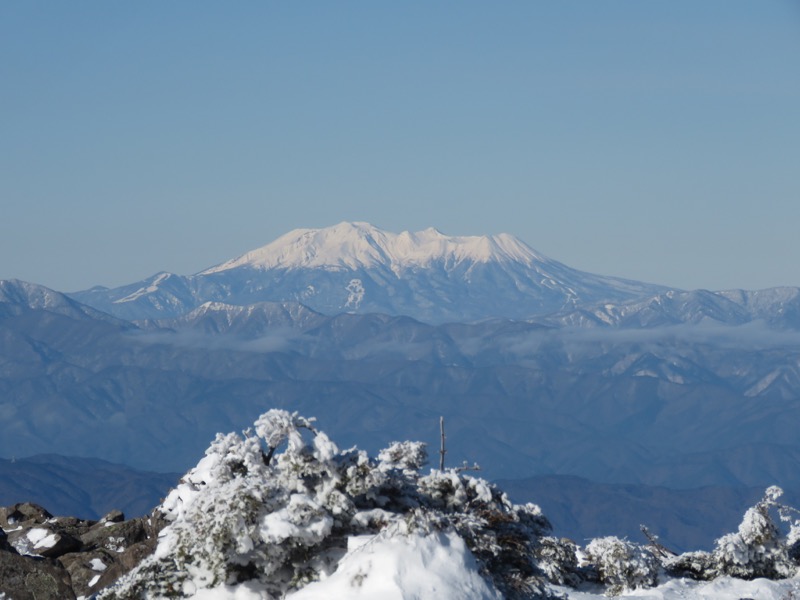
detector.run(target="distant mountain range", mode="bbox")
[70,222,666,323]
[67,222,800,331]
[3,222,800,545]
[0,455,178,520]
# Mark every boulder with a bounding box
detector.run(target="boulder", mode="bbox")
[100,509,125,524]
[1,502,53,527]
[8,526,82,559]
[48,515,97,539]
[80,517,148,554]
[89,511,168,593]
[94,540,158,591]
[59,548,118,598]
[0,550,76,600]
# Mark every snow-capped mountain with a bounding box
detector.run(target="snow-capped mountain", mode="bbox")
[201,221,560,273]
[70,222,666,322]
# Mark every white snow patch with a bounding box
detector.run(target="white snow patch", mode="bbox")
[88,574,101,587]
[633,369,658,378]
[559,574,800,598]
[345,278,365,309]
[183,581,271,599]
[90,557,107,571]
[27,527,58,549]
[113,272,171,303]
[745,369,783,397]
[105,536,127,552]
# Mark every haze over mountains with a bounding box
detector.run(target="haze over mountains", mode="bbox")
[3,222,800,547]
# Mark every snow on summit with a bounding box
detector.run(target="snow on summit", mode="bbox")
[200,222,547,275]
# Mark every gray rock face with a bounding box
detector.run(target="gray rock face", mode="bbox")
[0,502,166,598]
[1,502,53,526]
[0,551,77,600]
[80,517,148,554]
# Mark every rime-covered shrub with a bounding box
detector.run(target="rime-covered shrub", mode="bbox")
[535,536,581,587]
[98,411,347,599]
[664,486,800,582]
[583,536,658,596]
[378,440,428,473]
[662,549,717,581]
[414,468,558,596]
[777,486,800,567]
[98,409,574,600]
[711,486,797,580]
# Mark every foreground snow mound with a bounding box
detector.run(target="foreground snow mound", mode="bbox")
[561,574,800,599]
[98,409,572,599]
[288,528,501,600]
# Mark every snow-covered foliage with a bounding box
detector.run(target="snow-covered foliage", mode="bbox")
[583,536,658,596]
[413,469,576,598]
[377,440,428,473]
[95,410,800,600]
[97,409,574,599]
[664,486,800,582]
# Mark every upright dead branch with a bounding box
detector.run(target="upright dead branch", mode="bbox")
[439,416,446,470]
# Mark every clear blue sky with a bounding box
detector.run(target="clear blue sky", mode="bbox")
[2,1,799,292]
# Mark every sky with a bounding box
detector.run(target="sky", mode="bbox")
[1,1,799,293]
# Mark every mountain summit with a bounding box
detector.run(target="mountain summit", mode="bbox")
[71,222,665,322]
[201,221,548,274]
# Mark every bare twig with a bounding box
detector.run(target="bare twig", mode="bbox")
[640,525,676,558]
[455,461,481,473]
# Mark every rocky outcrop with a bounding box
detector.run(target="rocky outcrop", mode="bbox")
[0,502,165,599]
[0,551,76,600]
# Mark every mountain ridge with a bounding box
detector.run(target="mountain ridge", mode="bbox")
[5,278,800,488]
[69,222,667,323]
